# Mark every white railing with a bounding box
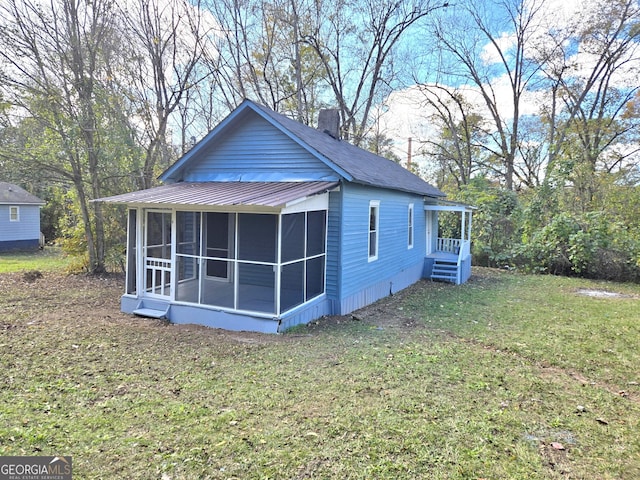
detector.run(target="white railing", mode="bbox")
[437,237,461,254]
[145,257,172,297]
[436,238,471,259]
[435,238,471,285]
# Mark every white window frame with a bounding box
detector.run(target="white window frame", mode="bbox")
[408,203,414,249]
[368,200,379,262]
[9,206,19,222]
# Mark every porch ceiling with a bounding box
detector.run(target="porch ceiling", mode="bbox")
[95,181,339,209]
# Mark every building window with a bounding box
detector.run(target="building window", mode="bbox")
[369,201,379,261]
[408,203,414,249]
[9,206,19,222]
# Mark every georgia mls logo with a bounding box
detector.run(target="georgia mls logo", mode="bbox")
[0,456,72,480]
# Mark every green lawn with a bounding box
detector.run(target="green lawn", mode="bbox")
[0,268,638,479]
[0,247,71,273]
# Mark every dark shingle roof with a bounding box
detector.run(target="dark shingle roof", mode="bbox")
[0,182,45,205]
[162,100,444,198]
[248,101,444,198]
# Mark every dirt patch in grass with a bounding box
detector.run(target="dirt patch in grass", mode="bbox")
[307,280,431,333]
[0,271,287,345]
[0,269,445,355]
[575,288,635,298]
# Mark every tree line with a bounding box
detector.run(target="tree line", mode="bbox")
[1,0,639,281]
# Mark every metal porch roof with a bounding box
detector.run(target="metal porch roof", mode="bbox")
[95,181,339,208]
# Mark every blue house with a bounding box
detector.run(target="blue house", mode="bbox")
[0,182,45,252]
[99,100,473,333]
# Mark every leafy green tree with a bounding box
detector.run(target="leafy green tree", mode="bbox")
[0,0,135,272]
[444,177,521,267]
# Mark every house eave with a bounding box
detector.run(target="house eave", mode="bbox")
[424,199,476,213]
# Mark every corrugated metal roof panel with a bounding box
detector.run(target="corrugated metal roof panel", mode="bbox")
[95,181,339,208]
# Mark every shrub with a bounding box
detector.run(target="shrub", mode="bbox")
[514,211,640,281]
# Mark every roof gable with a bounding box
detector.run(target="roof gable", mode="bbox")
[175,111,339,183]
[0,182,45,205]
[161,100,444,198]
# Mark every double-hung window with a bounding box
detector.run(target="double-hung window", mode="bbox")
[368,201,379,261]
[9,206,19,222]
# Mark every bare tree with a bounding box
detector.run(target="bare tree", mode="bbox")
[303,0,445,145]
[417,84,488,188]
[203,0,325,123]
[427,0,550,190]
[122,0,217,189]
[538,0,640,205]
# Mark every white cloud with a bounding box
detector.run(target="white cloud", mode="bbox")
[480,32,516,66]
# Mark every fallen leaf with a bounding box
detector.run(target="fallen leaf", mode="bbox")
[596,417,609,425]
[550,442,565,450]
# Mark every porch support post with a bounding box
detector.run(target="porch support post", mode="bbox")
[467,210,473,244]
[198,212,204,305]
[136,208,144,295]
[461,210,466,242]
[276,213,282,316]
[170,210,177,301]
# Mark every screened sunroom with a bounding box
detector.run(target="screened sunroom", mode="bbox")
[100,181,337,328]
[126,208,327,316]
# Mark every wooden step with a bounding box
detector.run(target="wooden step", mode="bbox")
[431,260,458,283]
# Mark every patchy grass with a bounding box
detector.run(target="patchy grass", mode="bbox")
[0,268,638,479]
[0,247,71,273]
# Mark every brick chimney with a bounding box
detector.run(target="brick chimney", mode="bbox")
[318,109,341,139]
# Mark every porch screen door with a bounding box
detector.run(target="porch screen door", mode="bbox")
[144,211,172,297]
[205,212,231,280]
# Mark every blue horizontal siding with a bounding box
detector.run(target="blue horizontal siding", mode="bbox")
[0,239,40,252]
[0,205,41,242]
[332,183,426,314]
[338,263,424,315]
[183,115,339,183]
[339,184,426,297]
[324,189,342,305]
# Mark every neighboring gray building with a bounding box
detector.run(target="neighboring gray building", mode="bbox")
[0,182,45,252]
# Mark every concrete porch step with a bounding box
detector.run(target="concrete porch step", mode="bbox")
[133,306,169,319]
